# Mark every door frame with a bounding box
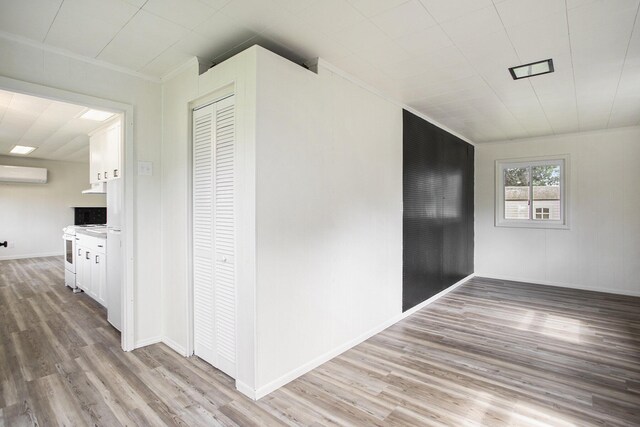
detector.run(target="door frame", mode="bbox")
[186,85,235,358]
[0,75,136,351]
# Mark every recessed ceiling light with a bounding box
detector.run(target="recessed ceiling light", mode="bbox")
[10,145,37,155]
[80,109,115,121]
[509,59,554,80]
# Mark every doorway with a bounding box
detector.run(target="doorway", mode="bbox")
[0,75,135,351]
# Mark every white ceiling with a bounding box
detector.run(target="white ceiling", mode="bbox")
[0,89,111,162]
[0,0,638,142]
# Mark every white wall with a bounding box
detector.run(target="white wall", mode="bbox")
[160,46,403,398]
[161,49,259,389]
[0,36,163,345]
[475,126,640,296]
[253,48,403,394]
[0,156,105,260]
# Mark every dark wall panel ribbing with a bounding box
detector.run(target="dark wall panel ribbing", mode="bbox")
[403,110,474,312]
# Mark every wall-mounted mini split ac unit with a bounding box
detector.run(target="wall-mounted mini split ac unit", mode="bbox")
[0,165,48,183]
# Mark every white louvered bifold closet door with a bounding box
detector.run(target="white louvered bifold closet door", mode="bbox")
[192,95,236,378]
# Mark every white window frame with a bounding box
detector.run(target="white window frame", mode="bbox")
[495,155,569,229]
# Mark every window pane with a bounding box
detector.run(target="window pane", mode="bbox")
[504,167,530,219]
[532,165,560,220]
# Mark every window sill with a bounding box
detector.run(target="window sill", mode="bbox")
[495,221,569,230]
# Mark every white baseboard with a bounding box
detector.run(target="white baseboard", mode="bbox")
[476,274,640,297]
[0,251,62,261]
[236,381,257,400]
[162,336,189,357]
[134,336,162,349]
[246,273,475,401]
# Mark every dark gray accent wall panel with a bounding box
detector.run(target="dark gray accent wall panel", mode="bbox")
[403,110,474,312]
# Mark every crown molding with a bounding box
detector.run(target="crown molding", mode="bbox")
[0,30,161,84]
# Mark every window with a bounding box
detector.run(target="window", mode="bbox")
[495,156,568,229]
[535,207,550,219]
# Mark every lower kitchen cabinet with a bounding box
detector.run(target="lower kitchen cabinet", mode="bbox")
[76,234,107,306]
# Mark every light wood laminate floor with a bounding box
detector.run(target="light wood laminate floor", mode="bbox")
[1,257,639,426]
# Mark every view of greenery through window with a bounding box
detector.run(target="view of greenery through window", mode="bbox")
[504,165,560,186]
[504,164,561,221]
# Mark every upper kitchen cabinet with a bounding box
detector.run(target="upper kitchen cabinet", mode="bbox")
[89,118,122,184]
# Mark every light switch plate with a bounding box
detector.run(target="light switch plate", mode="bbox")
[137,161,153,176]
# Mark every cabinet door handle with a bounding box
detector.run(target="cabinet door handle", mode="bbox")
[95,255,100,264]
[97,244,103,248]
[98,172,101,180]
[78,248,82,256]
[113,169,119,178]
[86,251,90,260]
[105,171,109,179]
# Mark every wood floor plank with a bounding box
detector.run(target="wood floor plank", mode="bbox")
[1,257,639,426]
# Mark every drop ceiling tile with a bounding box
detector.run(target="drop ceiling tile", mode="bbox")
[440,6,504,44]
[568,0,639,33]
[355,37,411,69]
[370,0,436,39]
[261,14,351,63]
[624,19,640,68]
[527,55,575,98]
[505,12,571,63]
[614,65,640,102]
[193,10,254,40]
[44,0,139,57]
[566,0,600,9]
[181,13,256,60]
[219,0,288,33]
[393,25,453,55]
[418,0,493,23]
[348,0,410,17]
[571,27,633,71]
[608,100,640,127]
[143,0,217,29]
[98,9,189,71]
[327,54,391,89]
[272,0,316,14]
[0,0,62,42]
[455,30,518,65]
[495,0,566,29]
[333,20,390,53]
[377,56,437,80]
[140,47,194,77]
[404,75,490,104]
[122,0,146,6]
[196,0,232,8]
[295,0,366,34]
[398,63,479,94]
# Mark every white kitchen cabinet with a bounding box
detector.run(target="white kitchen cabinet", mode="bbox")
[75,233,107,306]
[89,118,122,184]
[76,244,90,292]
[92,250,106,305]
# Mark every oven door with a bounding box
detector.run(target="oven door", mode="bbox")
[63,234,75,273]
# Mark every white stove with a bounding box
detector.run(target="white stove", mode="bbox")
[62,224,106,291]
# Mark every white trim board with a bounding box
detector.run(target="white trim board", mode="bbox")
[134,336,162,349]
[162,336,189,357]
[476,274,640,298]
[243,273,475,401]
[0,30,160,83]
[0,252,62,261]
